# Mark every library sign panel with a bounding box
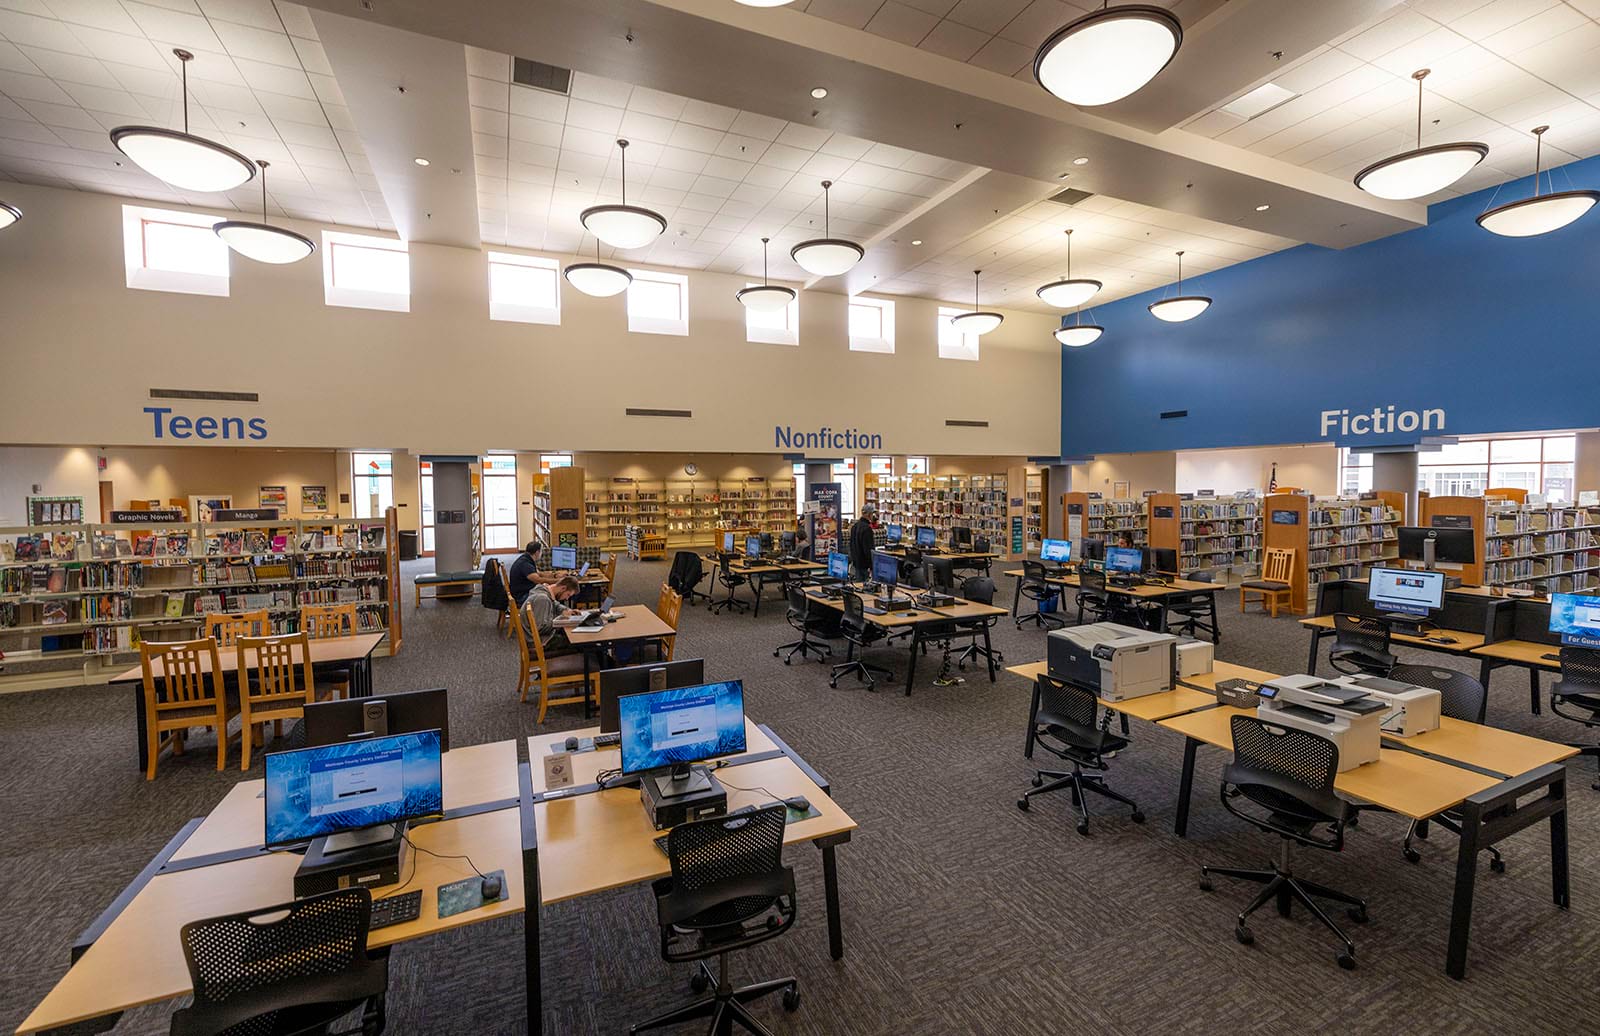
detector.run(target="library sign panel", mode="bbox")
[144,407,267,442]
[1319,405,1445,443]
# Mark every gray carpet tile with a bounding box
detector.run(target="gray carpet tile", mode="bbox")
[3,557,1599,1035]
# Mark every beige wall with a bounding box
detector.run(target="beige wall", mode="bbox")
[1069,452,1177,498]
[0,182,1062,458]
[1175,444,1338,497]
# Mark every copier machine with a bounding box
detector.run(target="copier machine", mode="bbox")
[1256,675,1398,771]
[1046,623,1178,701]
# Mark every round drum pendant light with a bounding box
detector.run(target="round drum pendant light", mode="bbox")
[1055,306,1104,347]
[1036,228,1101,309]
[1354,70,1487,200]
[580,139,667,249]
[949,269,1003,336]
[1147,250,1210,323]
[565,238,632,297]
[0,201,19,230]
[1034,4,1182,107]
[1477,126,1599,238]
[736,237,797,312]
[110,49,256,193]
[214,160,315,263]
[790,180,864,277]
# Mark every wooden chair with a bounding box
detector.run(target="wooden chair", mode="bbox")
[654,584,683,661]
[496,562,516,639]
[205,609,269,646]
[1240,548,1296,617]
[236,632,320,770]
[140,638,239,780]
[600,552,618,586]
[512,601,596,722]
[300,602,358,698]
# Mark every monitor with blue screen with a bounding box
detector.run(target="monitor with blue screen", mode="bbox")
[1550,592,1600,647]
[745,535,761,558]
[827,551,849,581]
[722,532,735,552]
[1040,539,1071,563]
[1368,567,1444,617]
[549,545,577,570]
[264,729,443,848]
[618,680,747,776]
[871,550,900,586]
[915,525,936,548]
[886,523,902,544]
[1105,546,1142,574]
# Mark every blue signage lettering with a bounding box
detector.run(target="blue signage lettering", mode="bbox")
[774,425,882,451]
[145,407,267,441]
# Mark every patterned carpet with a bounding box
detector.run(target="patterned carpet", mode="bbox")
[3,556,1598,1035]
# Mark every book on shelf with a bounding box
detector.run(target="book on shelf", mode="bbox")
[45,568,67,593]
[50,532,77,559]
[41,601,70,625]
[14,536,39,562]
[243,530,270,554]
[164,593,187,618]
[92,532,119,559]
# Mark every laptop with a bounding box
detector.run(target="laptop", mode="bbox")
[578,561,591,578]
[573,596,615,631]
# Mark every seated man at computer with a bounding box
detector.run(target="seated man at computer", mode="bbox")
[849,507,878,581]
[526,574,582,655]
[1115,531,1136,550]
[508,540,560,606]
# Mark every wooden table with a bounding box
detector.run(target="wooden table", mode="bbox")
[804,586,1007,694]
[414,569,482,606]
[18,740,527,1036]
[1005,659,1220,723]
[560,604,677,716]
[111,632,386,773]
[1300,614,1487,675]
[1471,638,1566,716]
[1003,568,1222,631]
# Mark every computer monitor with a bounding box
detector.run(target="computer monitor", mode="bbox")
[780,531,796,554]
[1550,592,1600,648]
[1367,567,1445,617]
[304,687,450,752]
[1143,547,1178,575]
[871,549,900,587]
[1081,538,1106,562]
[618,680,747,797]
[549,545,577,570]
[263,729,443,849]
[886,523,903,544]
[1105,546,1142,574]
[924,556,956,594]
[915,525,936,548]
[1040,539,1072,563]
[827,551,849,581]
[1397,527,1476,566]
[760,532,775,554]
[598,657,707,734]
[722,531,736,552]
[745,535,762,559]
[951,526,973,548]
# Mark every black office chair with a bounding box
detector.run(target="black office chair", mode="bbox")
[1199,715,1366,970]
[1017,674,1143,835]
[829,591,894,691]
[669,551,711,607]
[1075,565,1112,625]
[1016,560,1064,630]
[1328,613,1396,676]
[953,575,1004,672]
[709,555,749,616]
[1549,646,1600,791]
[1385,665,1503,872]
[972,536,993,575]
[169,887,388,1036]
[773,585,833,665]
[632,805,800,1036]
[1166,570,1221,643]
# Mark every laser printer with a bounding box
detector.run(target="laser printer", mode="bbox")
[1046,623,1176,701]
[1331,674,1441,737]
[1256,674,1386,771]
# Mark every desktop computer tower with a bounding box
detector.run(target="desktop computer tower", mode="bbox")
[294,824,409,898]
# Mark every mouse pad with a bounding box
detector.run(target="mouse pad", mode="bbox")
[437,869,507,918]
[651,802,821,856]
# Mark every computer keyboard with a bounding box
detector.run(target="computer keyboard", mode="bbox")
[370,890,422,930]
[1543,652,1562,662]
[863,606,887,615]
[593,732,620,748]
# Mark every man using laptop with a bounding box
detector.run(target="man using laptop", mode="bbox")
[508,540,559,606]
[526,574,582,655]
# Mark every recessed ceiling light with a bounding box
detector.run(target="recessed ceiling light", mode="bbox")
[1219,82,1298,121]
[911,239,922,246]
[1255,204,1270,211]
[414,157,430,166]
[811,87,828,99]
[1072,156,1089,165]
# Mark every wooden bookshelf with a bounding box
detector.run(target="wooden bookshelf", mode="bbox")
[1262,493,1310,614]
[1177,494,1261,579]
[534,465,586,549]
[1419,495,1485,587]
[865,472,1008,547]
[1305,495,1402,595]
[1483,498,1600,592]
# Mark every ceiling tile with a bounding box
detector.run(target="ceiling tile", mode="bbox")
[119,3,223,51]
[42,0,142,33]
[917,18,990,61]
[508,82,564,121]
[678,97,737,131]
[568,69,631,107]
[802,0,880,30]
[968,34,1031,75]
[196,0,283,31]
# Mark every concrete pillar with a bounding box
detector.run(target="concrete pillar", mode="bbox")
[1371,452,1419,524]
[1576,432,1600,496]
[431,460,472,572]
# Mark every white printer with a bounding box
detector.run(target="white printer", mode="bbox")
[1256,674,1387,771]
[1333,674,1442,737]
[1046,623,1176,701]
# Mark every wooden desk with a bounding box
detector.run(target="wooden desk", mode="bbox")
[561,605,677,717]
[804,587,1007,694]
[1004,660,1219,722]
[1003,568,1221,630]
[1470,638,1566,716]
[111,632,386,773]
[882,547,998,563]
[700,556,825,616]
[1299,614,1486,675]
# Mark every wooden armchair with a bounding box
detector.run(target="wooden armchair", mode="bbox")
[236,632,320,770]
[654,584,683,661]
[511,601,595,722]
[1240,548,1296,617]
[205,609,269,646]
[140,638,238,780]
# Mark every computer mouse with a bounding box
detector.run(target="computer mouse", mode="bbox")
[480,874,503,899]
[563,736,579,751]
[783,795,810,812]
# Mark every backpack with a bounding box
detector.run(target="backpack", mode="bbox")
[482,557,508,611]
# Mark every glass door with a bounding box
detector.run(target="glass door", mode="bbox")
[481,455,520,552]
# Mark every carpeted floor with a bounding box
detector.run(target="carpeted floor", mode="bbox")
[3,556,1598,1035]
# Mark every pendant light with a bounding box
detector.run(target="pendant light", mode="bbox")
[790,180,864,277]
[950,270,1003,336]
[1034,3,1182,107]
[580,139,666,249]
[736,237,797,312]
[1036,229,1101,309]
[1354,69,1486,201]
[213,161,315,263]
[564,237,632,297]
[1477,126,1599,238]
[110,49,256,193]
[0,201,18,230]
[1147,250,1210,322]
[1055,306,1103,347]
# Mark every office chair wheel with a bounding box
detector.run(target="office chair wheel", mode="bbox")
[1402,845,1422,864]
[690,970,711,993]
[783,986,801,1012]
[1130,811,1145,824]
[1490,856,1506,874]
[1199,877,1213,892]
[1234,925,1253,946]
[1346,906,1368,924]
[1030,775,1044,788]
[1075,820,1090,836]
[828,678,839,688]
[1336,951,1357,971]
[783,658,791,665]
[1016,798,1029,811]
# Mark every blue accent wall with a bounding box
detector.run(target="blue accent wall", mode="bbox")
[1060,153,1600,456]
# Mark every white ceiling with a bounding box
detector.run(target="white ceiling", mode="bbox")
[1182,0,1600,203]
[0,0,388,228]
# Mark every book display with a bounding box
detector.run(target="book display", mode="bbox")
[864,473,1009,545]
[1306,495,1402,594]
[1178,495,1261,578]
[1483,498,1600,592]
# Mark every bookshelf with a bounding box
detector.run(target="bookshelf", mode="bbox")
[1024,470,1046,551]
[0,509,401,678]
[1262,493,1310,614]
[1065,493,1150,552]
[1178,495,1262,578]
[468,469,482,571]
[534,466,586,549]
[863,473,1009,546]
[1483,499,1600,592]
[1305,495,1402,595]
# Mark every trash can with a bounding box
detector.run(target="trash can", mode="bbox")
[398,529,419,561]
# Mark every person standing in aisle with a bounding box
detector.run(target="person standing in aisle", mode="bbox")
[849,506,878,581]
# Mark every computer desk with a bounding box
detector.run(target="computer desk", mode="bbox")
[560,604,677,716]
[108,631,387,773]
[803,585,1008,694]
[1471,639,1564,716]
[699,555,826,616]
[1299,614,1488,675]
[1002,569,1221,630]
[17,740,526,1036]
